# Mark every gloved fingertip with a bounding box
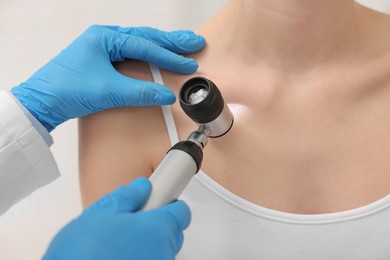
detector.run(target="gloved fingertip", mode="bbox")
[175,200,192,223]
[155,57,199,75]
[193,35,206,50]
[162,200,192,230]
[150,87,176,105]
[155,93,177,105]
[130,177,152,195]
[185,59,199,73]
[102,177,152,212]
[171,58,199,74]
[169,31,206,53]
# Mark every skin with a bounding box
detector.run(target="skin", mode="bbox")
[79,0,390,214]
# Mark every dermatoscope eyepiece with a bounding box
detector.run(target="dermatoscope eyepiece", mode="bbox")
[180,77,234,138]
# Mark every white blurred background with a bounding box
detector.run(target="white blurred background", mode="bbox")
[0,0,389,259]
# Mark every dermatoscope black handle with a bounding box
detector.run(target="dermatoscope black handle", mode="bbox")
[142,77,233,210]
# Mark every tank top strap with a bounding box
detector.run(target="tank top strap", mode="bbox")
[149,63,180,146]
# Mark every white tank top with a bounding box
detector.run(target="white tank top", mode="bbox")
[150,65,390,260]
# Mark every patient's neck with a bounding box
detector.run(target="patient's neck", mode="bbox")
[203,0,365,73]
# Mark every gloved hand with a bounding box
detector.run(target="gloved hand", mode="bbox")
[11,25,205,131]
[43,177,191,260]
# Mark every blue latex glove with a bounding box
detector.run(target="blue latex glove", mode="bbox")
[11,25,205,131]
[43,177,191,260]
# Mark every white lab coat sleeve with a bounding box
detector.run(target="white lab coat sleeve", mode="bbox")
[0,91,60,215]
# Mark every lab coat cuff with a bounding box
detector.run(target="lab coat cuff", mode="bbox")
[6,91,53,147]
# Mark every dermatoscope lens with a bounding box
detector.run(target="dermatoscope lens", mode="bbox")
[180,77,224,124]
[179,77,234,137]
[188,88,209,104]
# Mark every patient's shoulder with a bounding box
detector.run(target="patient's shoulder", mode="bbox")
[79,59,171,172]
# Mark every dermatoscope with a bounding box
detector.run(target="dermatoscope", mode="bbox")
[142,77,234,210]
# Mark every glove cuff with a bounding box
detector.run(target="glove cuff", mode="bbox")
[11,86,59,132]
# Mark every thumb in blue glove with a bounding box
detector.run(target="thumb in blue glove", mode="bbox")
[43,177,191,260]
[11,25,206,131]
